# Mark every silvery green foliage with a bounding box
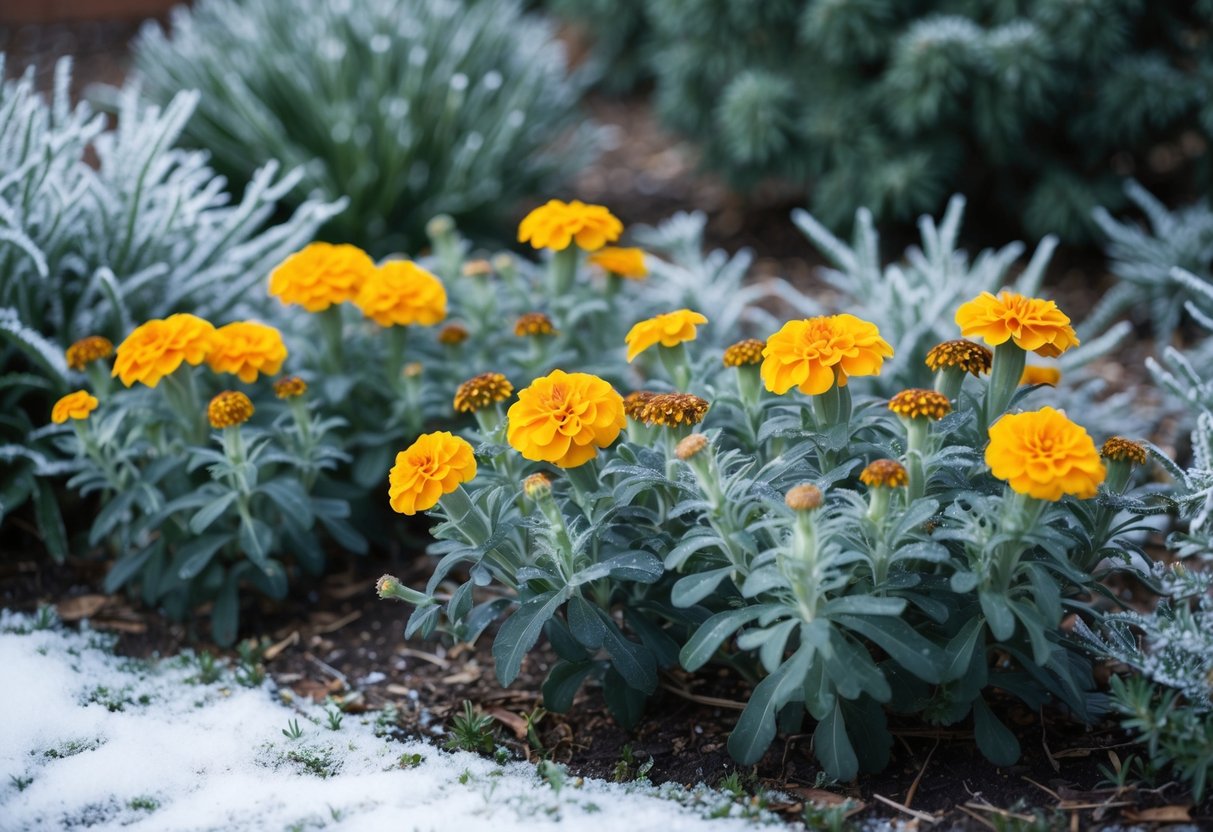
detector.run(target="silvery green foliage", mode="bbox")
[131,0,593,254]
[1092,182,1213,347]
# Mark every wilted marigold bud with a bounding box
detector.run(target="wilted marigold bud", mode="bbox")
[461,259,493,278]
[860,459,909,488]
[523,472,552,499]
[438,322,470,345]
[65,336,114,371]
[514,312,557,337]
[675,433,709,461]
[925,339,992,377]
[722,338,765,368]
[785,483,823,511]
[208,390,254,429]
[888,388,951,420]
[273,375,308,399]
[639,393,710,427]
[403,362,424,378]
[1101,436,1147,466]
[623,390,656,420]
[453,372,514,413]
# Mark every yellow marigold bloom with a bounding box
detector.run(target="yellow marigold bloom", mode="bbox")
[514,312,557,337]
[985,407,1105,501]
[207,390,254,429]
[955,291,1080,358]
[1020,365,1061,387]
[589,246,647,279]
[785,484,823,511]
[65,336,113,371]
[51,390,98,424]
[274,376,308,399]
[675,433,709,461]
[206,321,287,383]
[761,314,893,395]
[268,242,374,312]
[1102,436,1147,465]
[638,393,710,427]
[112,314,214,388]
[623,390,656,420]
[461,259,493,278]
[860,459,909,489]
[439,323,470,345]
[723,338,765,367]
[507,370,625,468]
[625,309,708,363]
[355,261,447,327]
[388,432,477,515]
[925,339,992,376]
[453,372,514,413]
[888,388,952,420]
[517,199,623,252]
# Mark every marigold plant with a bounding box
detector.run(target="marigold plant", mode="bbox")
[51,390,98,424]
[517,199,623,252]
[589,246,648,279]
[506,370,625,467]
[388,432,478,515]
[986,407,1106,500]
[112,314,215,388]
[625,309,708,362]
[761,313,893,395]
[206,321,288,383]
[355,261,448,328]
[268,242,375,312]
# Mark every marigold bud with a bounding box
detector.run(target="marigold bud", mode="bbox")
[403,362,424,378]
[207,390,254,429]
[453,372,514,413]
[514,312,557,337]
[888,388,952,420]
[722,338,764,367]
[65,335,114,371]
[925,339,992,377]
[675,433,709,461]
[785,483,823,511]
[1101,436,1147,466]
[860,459,909,489]
[638,393,710,428]
[376,574,401,599]
[273,375,308,399]
[426,214,455,238]
[438,322,470,345]
[523,472,552,499]
[461,259,493,278]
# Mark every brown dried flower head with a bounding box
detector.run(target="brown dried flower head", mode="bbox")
[785,483,823,511]
[860,459,909,488]
[722,338,765,368]
[514,312,557,337]
[888,388,952,420]
[453,372,514,413]
[1101,436,1147,466]
[925,339,993,376]
[639,393,710,427]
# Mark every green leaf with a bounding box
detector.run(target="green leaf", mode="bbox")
[602,667,647,729]
[177,534,231,580]
[189,492,238,534]
[595,608,657,694]
[259,478,314,528]
[32,479,68,562]
[566,596,605,649]
[728,643,813,765]
[671,566,733,607]
[942,616,985,683]
[493,590,568,686]
[680,606,773,671]
[814,699,859,781]
[542,661,596,712]
[980,590,1017,641]
[823,596,906,617]
[834,614,944,684]
[211,569,240,647]
[238,516,272,569]
[89,487,140,546]
[972,697,1020,767]
[104,541,160,593]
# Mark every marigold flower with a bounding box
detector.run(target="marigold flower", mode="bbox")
[388,431,477,515]
[403,362,424,378]
[675,433,709,461]
[925,339,992,376]
[589,246,647,279]
[112,314,214,388]
[785,484,823,511]
[207,390,254,429]
[985,407,1105,501]
[955,291,1079,357]
[723,338,765,368]
[888,388,952,420]
[439,323,470,345]
[1102,436,1147,465]
[65,336,113,371]
[517,199,623,252]
[625,309,708,363]
[454,372,514,414]
[274,376,308,399]
[268,242,374,312]
[355,261,447,327]
[507,370,625,468]
[51,390,98,424]
[206,321,287,383]
[1020,365,1061,387]
[461,259,493,278]
[523,472,553,499]
[623,391,656,420]
[860,459,908,489]
[761,314,893,395]
[514,312,557,337]
[638,393,710,427]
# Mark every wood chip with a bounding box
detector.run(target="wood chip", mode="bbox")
[56,595,109,620]
[488,708,528,740]
[1123,805,1192,823]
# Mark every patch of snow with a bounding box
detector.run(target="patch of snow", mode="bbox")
[0,612,782,832]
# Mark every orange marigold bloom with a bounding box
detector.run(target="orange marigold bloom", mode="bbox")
[955,291,1079,358]
[986,407,1105,501]
[65,336,113,371]
[517,199,623,252]
[453,372,514,413]
[1102,437,1148,465]
[860,459,908,489]
[388,431,477,516]
[207,321,288,383]
[589,246,647,279]
[625,309,708,362]
[439,323,470,345]
[761,314,893,396]
[355,261,447,327]
[268,242,375,312]
[785,484,823,511]
[925,339,992,376]
[723,338,765,367]
[888,388,952,420]
[1020,365,1061,387]
[207,390,254,429]
[507,370,625,468]
[51,390,98,424]
[638,393,710,427]
[514,312,557,337]
[274,376,308,399]
[623,391,657,420]
[112,314,214,388]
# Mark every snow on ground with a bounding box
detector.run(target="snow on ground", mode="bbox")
[0,611,783,832]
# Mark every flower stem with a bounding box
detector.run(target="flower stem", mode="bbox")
[984,343,1026,428]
